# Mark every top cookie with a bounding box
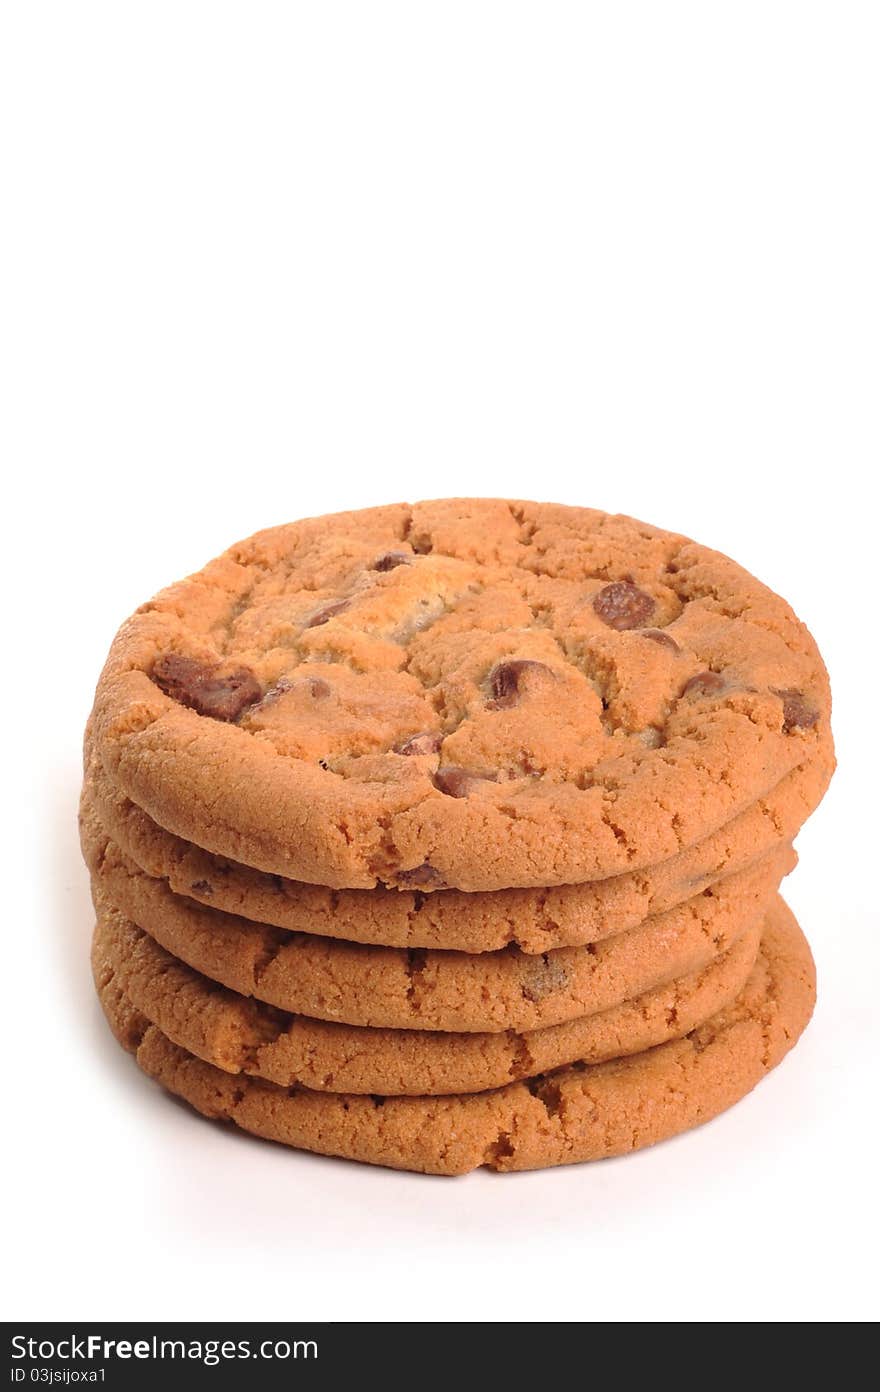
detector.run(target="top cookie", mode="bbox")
[89,500,830,891]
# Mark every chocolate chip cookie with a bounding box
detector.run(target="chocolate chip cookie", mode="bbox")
[88,501,831,892]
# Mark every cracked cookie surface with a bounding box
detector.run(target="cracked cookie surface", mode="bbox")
[83,805,793,1032]
[88,500,831,891]
[96,895,815,1174]
[92,899,760,1095]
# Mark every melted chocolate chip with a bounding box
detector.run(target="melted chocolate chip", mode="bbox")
[640,628,680,653]
[488,659,552,709]
[190,880,214,897]
[592,580,656,630]
[372,552,411,572]
[396,862,446,888]
[682,670,726,698]
[305,599,350,628]
[774,688,819,733]
[433,767,482,798]
[395,731,443,756]
[152,654,262,722]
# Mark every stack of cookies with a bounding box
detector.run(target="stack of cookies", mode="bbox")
[81,500,834,1175]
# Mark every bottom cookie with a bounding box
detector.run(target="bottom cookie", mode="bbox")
[95,896,814,1175]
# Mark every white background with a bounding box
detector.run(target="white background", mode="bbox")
[3,2,878,1324]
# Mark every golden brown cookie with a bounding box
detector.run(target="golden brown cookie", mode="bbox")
[93,899,760,1095]
[95,895,815,1174]
[88,501,831,892]
[83,809,793,1031]
[82,732,833,952]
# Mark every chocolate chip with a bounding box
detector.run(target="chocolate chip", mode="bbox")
[773,688,819,733]
[396,862,446,888]
[305,599,350,628]
[152,654,262,722]
[592,581,656,630]
[682,670,726,698]
[190,880,213,897]
[433,767,482,798]
[640,628,680,653]
[372,552,411,572]
[395,731,443,756]
[487,659,552,709]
